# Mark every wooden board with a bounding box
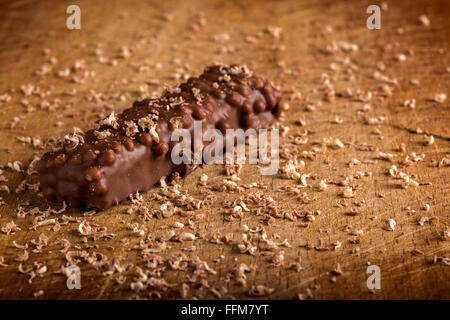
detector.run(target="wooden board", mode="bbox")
[0,0,448,299]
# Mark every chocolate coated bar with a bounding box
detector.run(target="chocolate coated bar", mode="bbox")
[37,65,286,209]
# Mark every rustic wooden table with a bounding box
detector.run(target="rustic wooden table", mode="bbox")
[0,0,448,299]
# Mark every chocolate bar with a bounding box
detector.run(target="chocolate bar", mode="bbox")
[37,65,286,209]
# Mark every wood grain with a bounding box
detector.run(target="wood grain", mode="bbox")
[0,0,448,299]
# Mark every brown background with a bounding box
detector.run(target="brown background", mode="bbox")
[0,0,448,299]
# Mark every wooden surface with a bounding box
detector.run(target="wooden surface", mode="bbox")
[0,0,448,299]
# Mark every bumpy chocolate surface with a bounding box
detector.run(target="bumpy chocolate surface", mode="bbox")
[37,65,286,209]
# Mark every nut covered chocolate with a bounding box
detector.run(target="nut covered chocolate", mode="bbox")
[37,65,286,209]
